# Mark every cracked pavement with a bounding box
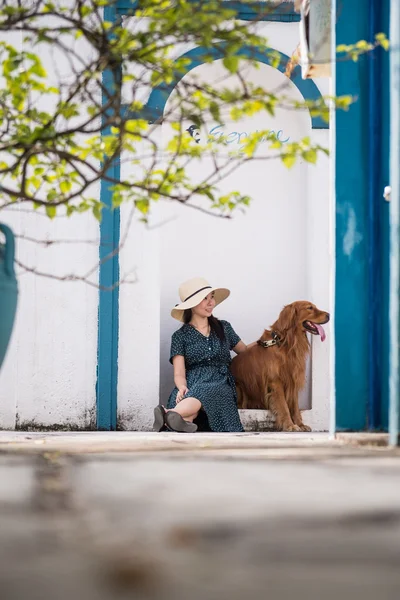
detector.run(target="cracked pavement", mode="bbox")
[1,432,400,600]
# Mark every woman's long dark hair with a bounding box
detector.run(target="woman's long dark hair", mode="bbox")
[183,309,225,342]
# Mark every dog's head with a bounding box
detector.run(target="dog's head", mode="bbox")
[275,301,330,342]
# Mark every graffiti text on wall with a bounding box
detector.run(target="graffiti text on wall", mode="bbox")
[185,124,291,148]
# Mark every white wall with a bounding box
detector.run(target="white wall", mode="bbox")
[306,131,331,430]
[0,25,99,430]
[0,210,99,430]
[117,206,160,431]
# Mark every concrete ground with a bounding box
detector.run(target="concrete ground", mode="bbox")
[1,431,400,600]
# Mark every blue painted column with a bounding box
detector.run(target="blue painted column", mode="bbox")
[335,0,371,430]
[96,4,121,430]
[335,0,391,432]
[389,0,400,445]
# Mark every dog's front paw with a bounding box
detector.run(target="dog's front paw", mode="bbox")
[280,423,301,432]
[298,423,312,432]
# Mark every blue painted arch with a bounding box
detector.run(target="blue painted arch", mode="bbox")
[140,44,329,129]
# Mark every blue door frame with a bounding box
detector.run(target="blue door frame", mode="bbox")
[334,0,391,434]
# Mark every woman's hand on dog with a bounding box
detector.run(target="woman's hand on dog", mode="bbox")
[176,386,189,403]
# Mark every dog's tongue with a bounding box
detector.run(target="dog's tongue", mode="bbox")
[315,323,326,342]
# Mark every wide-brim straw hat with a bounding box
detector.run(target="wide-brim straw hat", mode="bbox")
[171,277,230,322]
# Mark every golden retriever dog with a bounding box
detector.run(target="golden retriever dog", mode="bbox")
[231,301,329,432]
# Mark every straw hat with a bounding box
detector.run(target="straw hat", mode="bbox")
[171,277,230,322]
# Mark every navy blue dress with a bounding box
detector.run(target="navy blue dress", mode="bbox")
[167,320,244,432]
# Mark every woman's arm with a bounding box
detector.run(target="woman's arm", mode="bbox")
[172,355,189,401]
[232,340,257,354]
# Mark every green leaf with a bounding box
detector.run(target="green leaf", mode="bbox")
[303,149,317,164]
[268,51,281,69]
[223,55,239,73]
[80,5,92,17]
[112,191,124,208]
[355,40,370,51]
[336,95,354,110]
[42,2,55,13]
[45,204,56,218]
[375,33,390,51]
[209,102,220,122]
[135,199,149,214]
[380,38,390,51]
[47,189,57,201]
[30,61,47,78]
[60,180,71,194]
[282,154,296,169]
[93,205,102,221]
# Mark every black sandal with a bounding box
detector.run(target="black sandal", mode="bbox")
[165,411,198,433]
[153,405,167,432]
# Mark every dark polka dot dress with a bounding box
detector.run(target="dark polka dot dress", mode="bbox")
[167,320,244,432]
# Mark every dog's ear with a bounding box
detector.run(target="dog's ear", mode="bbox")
[276,303,298,333]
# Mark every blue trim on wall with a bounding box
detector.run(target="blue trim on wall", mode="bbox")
[116,0,137,14]
[219,2,299,21]
[136,45,328,129]
[97,3,121,431]
[335,0,370,431]
[116,0,300,21]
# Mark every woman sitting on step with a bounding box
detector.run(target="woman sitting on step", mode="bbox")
[153,277,255,434]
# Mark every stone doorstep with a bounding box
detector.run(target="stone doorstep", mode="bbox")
[239,409,275,432]
[239,409,314,432]
[0,412,392,451]
[240,411,392,447]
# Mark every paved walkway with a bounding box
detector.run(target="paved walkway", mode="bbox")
[1,431,400,600]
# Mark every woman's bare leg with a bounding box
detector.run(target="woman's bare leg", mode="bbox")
[166,397,201,421]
